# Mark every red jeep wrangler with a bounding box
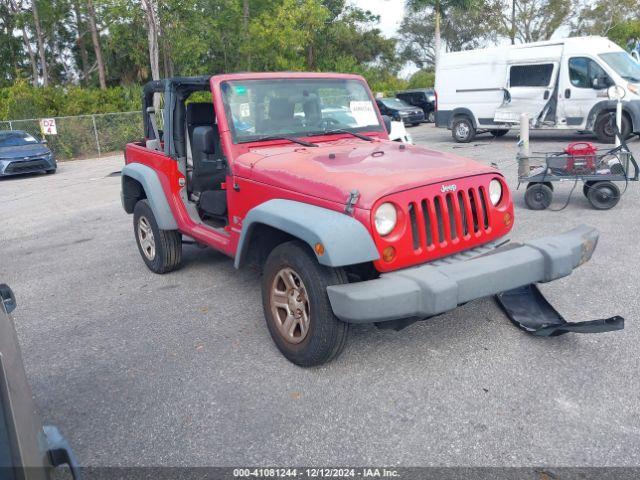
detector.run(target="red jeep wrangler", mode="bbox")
[122,73,599,366]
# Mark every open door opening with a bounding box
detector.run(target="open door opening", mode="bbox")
[494,62,559,127]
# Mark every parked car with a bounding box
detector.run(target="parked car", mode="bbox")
[0,283,79,479]
[396,89,436,123]
[122,72,599,367]
[375,98,425,126]
[436,36,640,143]
[0,130,56,177]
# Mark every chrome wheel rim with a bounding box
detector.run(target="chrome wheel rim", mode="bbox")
[456,123,470,138]
[138,216,156,260]
[270,267,310,344]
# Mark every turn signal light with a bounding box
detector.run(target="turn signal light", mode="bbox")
[314,243,325,256]
[382,246,396,262]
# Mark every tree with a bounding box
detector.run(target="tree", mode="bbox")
[406,0,473,68]
[140,0,160,81]
[399,0,502,68]
[506,0,571,43]
[85,0,107,88]
[571,0,636,37]
[31,0,48,86]
[72,0,90,83]
[6,0,38,86]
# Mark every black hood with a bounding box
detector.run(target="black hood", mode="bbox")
[0,143,51,160]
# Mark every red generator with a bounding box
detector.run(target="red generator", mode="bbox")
[564,142,597,174]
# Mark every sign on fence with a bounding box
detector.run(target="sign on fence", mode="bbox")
[40,118,58,135]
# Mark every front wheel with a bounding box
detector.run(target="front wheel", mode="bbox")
[133,199,182,273]
[262,241,349,367]
[452,117,475,143]
[595,112,631,144]
[524,183,553,210]
[427,111,436,123]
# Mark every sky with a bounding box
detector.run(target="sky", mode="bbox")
[351,0,417,76]
[353,0,406,38]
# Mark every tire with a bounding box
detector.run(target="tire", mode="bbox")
[452,117,475,143]
[411,123,420,127]
[261,240,349,367]
[582,181,595,198]
[490,129,509,137]
[133,199,182,273]
[594,112,631,144]
[45,168,56,174]
[586,181,620,210]
[427,111,436,123]
[524,183,553,210]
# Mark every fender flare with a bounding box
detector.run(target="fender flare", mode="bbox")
[450,108,477,129]
[234,199,379,269]
[121,163,178,230]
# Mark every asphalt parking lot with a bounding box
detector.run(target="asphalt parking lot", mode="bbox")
[1,124,639,467]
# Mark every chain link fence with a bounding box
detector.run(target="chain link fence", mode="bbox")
[0,111,143,160]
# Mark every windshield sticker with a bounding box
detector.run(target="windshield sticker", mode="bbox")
[234,85,248,95]
[349,100,378,126]
[239,103,251,118]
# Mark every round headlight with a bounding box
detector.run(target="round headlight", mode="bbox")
[489,179,503,205]
[374,203,397,236]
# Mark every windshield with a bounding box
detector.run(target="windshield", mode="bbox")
[0,131,39,148]
[221,78,383,143]
[381,98,411,109]
[600,52,640,82]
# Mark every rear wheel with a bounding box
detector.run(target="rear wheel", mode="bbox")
[427,111,436,123]
[490,129,509,137]
[586,181,620,210]
[452,117,475,143]
[133,199,182,273]
[262,241,349,367]
[524,183,553,210]
[595,112,631,144]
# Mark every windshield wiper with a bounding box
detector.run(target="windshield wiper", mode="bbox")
[239,135,318,147]
[310,129,374,142]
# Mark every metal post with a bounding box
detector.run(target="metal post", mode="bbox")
[518,113,530,177]
[8,121,12,130]
[92,114,101,157]
[615,97,623,147]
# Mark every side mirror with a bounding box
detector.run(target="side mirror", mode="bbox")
[0,284,16,314]
[41,139,48,144]
[381,115,392,133]
[608,85,626,100]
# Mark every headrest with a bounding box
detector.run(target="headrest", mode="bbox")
[187,102,214,126]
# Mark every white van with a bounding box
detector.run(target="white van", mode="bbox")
[435,36,640,143]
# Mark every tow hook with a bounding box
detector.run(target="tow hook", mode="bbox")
[496,284,624,336]
[345,189,360,215]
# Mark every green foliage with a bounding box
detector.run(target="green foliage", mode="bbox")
[609,21,640,48]
[407,70,435,89]
[0,80,141,120]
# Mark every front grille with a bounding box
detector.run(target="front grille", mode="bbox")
[407,187,491,251]
[5,159,48,174]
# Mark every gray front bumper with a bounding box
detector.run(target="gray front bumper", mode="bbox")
[327,225,598,324]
